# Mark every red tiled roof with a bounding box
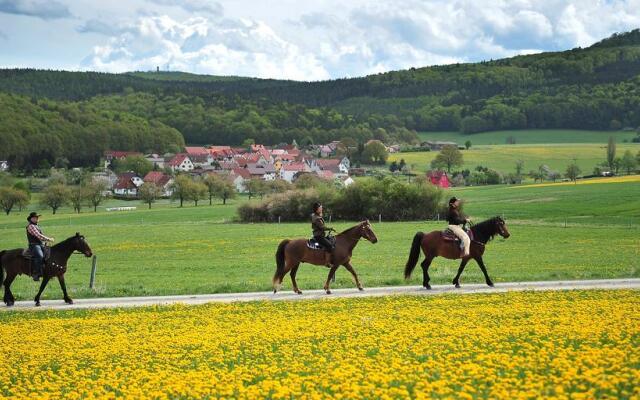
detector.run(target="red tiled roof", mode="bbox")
[282,163,307,171]
[114,176,137,190]
[143,171,171,187]
[168,154,190,167]
[232,168,252,179]
[184,146,208,155]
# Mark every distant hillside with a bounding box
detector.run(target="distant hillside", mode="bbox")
[1,29,639,169]
[127,71,258,83]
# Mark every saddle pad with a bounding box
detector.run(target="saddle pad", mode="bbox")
[306,239,323,250]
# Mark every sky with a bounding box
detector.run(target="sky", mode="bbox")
[0,0,639,81]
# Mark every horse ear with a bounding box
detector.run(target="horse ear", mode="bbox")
[75,232,80,237]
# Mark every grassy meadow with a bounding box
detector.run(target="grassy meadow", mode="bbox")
[417,129,639,145]
[389,142,640,175]
[0,177,638,301]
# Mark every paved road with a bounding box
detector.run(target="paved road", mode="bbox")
[3,278,639,311]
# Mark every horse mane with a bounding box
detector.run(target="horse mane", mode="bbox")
[51,235,78,251]
[337,221,365,236]
[470,217,500,243]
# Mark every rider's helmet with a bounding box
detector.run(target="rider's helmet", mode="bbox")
[448,197,458,205]
[312,202,322,213]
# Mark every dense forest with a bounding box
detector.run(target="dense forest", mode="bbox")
[1,29,639,168]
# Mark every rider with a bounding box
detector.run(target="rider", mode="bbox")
[311,202,335,257]
[26,212,55,281]
[447,197,471,257]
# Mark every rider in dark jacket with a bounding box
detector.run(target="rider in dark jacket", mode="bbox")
[26,212,54,281]
[311,202,335,254]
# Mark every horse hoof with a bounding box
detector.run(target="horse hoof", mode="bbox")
[325,290,332,295]
[488,283,494,288]
[296,291,303,295]
[454,284,460,289]
[358,287,364,291]
[424,284,432,290]
[7,302,14,307]
[65,299,73,305]
[34,302,40,307]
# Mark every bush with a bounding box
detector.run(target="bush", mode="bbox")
[237,178,444,222]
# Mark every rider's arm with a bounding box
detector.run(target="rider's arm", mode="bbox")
[27,224,52,242]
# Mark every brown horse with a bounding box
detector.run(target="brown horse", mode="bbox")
[405,217,510,289]
[0,233,93,307]
[273,221,378,294]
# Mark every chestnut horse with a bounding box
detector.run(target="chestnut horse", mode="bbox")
[405,217,510,289]
[0,233,93,306]
[273,221,378,294]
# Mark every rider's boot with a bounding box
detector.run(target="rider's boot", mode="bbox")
[31,259,42,281]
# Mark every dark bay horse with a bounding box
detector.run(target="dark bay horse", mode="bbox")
[0,233,93,306]
[405,217,510,289]
[273,221,378,294]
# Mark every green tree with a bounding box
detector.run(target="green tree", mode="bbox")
[246,179,267,199]
[139,182,163,209]
[565,163,581,183]
[85,180,108,212]
[464,140,472,150]
[170,175,193,207]
[189,182,208,206]
[203,174,237,205]
[69,185,88,214]
[620,150,637,174]
[115,155,153,177]
[515,160,525,177]
[0,187,29,215]
[430,145,463,173]
[40,184,70,214]
[361,141,388,165]
[606,136,616,169]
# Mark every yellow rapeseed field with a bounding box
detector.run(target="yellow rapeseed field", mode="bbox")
[0,290,638,399]
[512,174,640,189]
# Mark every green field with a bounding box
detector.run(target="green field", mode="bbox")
[1,179,638,301]
[390,142,640,174]
[417,129,639,145]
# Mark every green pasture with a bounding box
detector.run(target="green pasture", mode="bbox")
[390,143,640,174]
[417,129,638,145]
[0,180,637,301]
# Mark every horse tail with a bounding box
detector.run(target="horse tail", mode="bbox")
[273,240,290,286]
[0,251,5,288]
[405,232,424,279]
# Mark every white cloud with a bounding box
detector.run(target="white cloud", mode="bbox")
[68,0,640,79]
[82,15,330,80]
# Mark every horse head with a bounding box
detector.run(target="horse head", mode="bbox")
[494,217,510,239]
[72,232,93,257]
[360,220,378,243]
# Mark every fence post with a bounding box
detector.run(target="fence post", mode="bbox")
[329,215,332,223]
[89,255,97,289]
[378,214,382,224]
[278,216,281,224]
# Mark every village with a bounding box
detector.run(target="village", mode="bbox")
[107,141,360,198]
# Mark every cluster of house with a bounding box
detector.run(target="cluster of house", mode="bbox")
[105,142,355,198]
[0,160,8,172]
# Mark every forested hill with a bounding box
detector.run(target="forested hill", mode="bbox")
[1,30,639,169]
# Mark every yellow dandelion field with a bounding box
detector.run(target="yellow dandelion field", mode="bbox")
[0,290,638,399]
[511,174,640,189]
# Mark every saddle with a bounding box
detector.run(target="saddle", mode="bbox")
[442,228,474,249]
[307,236,336,250]
[21,246,51,262]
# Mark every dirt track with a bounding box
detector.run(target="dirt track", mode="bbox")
[2,278,639,311]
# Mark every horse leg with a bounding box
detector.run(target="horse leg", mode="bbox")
[58,275,73,304]
[290,263,302,295]
[421,255,434,290]
[34,275,51,306]
[343,262,363,291]
[452,258,470,288]
[3,273,16,306]
[475,257,494,287]
[323,264,339,295]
